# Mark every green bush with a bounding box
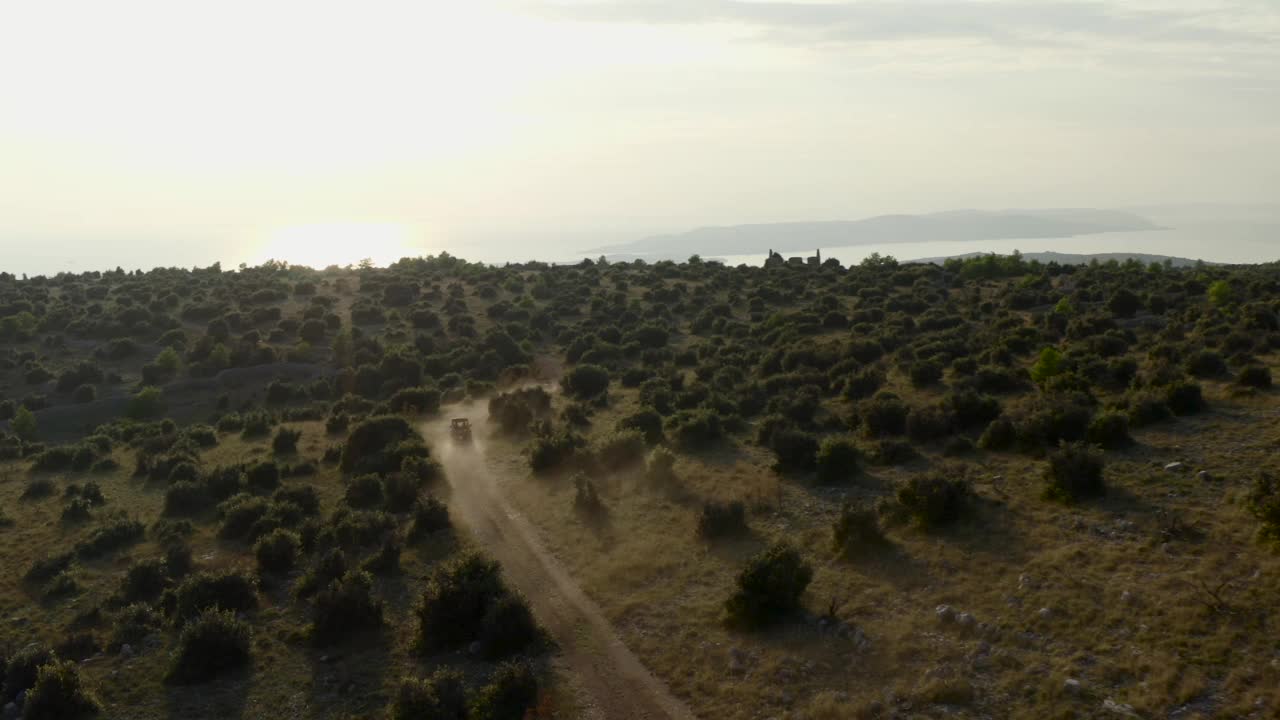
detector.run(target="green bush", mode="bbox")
[409,497,451,538]
[2,644,54,701]
[1087,411,1131,449]
[75,518,145,559]
[1043,443,1106,502]
[832,502,888,558]
[616,409,664,445]
[344,474,384,509]
[245,460,281,493]
[126,386,164,420]
[164,481,212,517]
[110,603,162,651]
[165,609,252,684]
[666,409,724,452]
[468,661,540,720]
[858,392,908,437]
[815,436,861,484]
[171,570,258,622]
[892,471,972,529]
[389,669,468,720]
[271,426,302,455]
[595,430,647,472]
[526,430,584,474]
[340,416,418,475]
[1184,349,1226,378]
[311,570,384,645]
[412,553,507,654]
[21,660,100,719]
[477,593,541,660]
[254,529,301,574]
[119,558,169,603]
[724,543,813,630]
[561,364,610,399]
[1165,381,1205,415]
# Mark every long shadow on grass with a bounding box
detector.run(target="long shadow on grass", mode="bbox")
[305,626,396,718]
[164,668,251,720]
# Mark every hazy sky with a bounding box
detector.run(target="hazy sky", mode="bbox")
[2,1,1277,271]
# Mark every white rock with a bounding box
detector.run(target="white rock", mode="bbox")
[1164,462,1186,472]
[1120,590,1134,604]
[1196,470,1212,482]
[1064,678,1083,694]
[1018,573,1035,590]
[119,644,133,658]
[1037,607,1053,620]
[957,612,976,627]
[1102,698,1141,717]
[935,605,955,623]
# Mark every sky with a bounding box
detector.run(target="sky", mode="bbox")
[1,0,1277,272]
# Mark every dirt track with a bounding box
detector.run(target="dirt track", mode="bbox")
[424,417,696,720]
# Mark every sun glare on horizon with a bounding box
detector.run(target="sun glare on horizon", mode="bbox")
[254,223,423,269]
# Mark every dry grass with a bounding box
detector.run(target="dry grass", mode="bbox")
[487,373,1280,719]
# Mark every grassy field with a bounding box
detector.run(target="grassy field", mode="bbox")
[488,375,1280,719]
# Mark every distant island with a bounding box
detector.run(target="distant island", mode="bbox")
[592,208,1162,259]
[907,250,1211,267]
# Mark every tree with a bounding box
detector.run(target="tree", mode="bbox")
[1029,347,1063,384]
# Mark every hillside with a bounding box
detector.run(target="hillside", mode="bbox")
[909,251,1210,267]
[0,254,1278,719]
[592,208,1160,259]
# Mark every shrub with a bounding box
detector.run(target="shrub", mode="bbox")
[1087,411,1131,449]
[697,501,747,540]
[13,406,38,440]
[842,367,885,401]
[388,386,442,415]
[595,430,647,472]
[909,360,943,388]
[245,460,281,493]
[119,558,169,603]
[724,543,813,630]
[892,471,972,529]
[2,644,54,701]
[412,553,507,654]
[488,387,552,435]
[217,494,271,540]
[572,475,604,517]
[126,386,164,420]
[409,497,451,538]
[21,478,56,500]
[1237,365,1272,389]
[166,609,251,684]
[21,660,100,720]
[666,409,724,452]
[1126,391,1172,427]
[644,447,678,487]
[294,549,348,600]
[311,570,384,645]
[25,553,74,583]
[60,498,93,524]
[389,670,468,720]
[859,392,908,437]
[382,473,421,513]
[172,570,258,622]
[271,426,302,455]
[254,529,301,574]
[344,474,384,508]
[526,430,583,474]
[616,409,664,445]
[468,661,540,720]
[340,416,417,475]
[815,436,861,484]
[767,427,818,473]
[1245,473,1280,543]
[477,593,540,660]
[869,438,917,465]
[75,518,145,559]
[906,404,953,443]
[832,502,888,558]
[1029,347,1064,385]
[1043,443,1105,502]
[110,604,162,651]
[1165,381,1205,415]
[273,485,321,515]
[561,364,610,399]
[164,481,212,517]
[1185,350,1227,378]
[362,536,402,576]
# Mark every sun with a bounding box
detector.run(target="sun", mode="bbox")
[254,223,422,269]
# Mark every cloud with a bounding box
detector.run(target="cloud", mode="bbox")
[523,0,1278,51]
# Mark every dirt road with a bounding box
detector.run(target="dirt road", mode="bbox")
[424,418,696,720]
